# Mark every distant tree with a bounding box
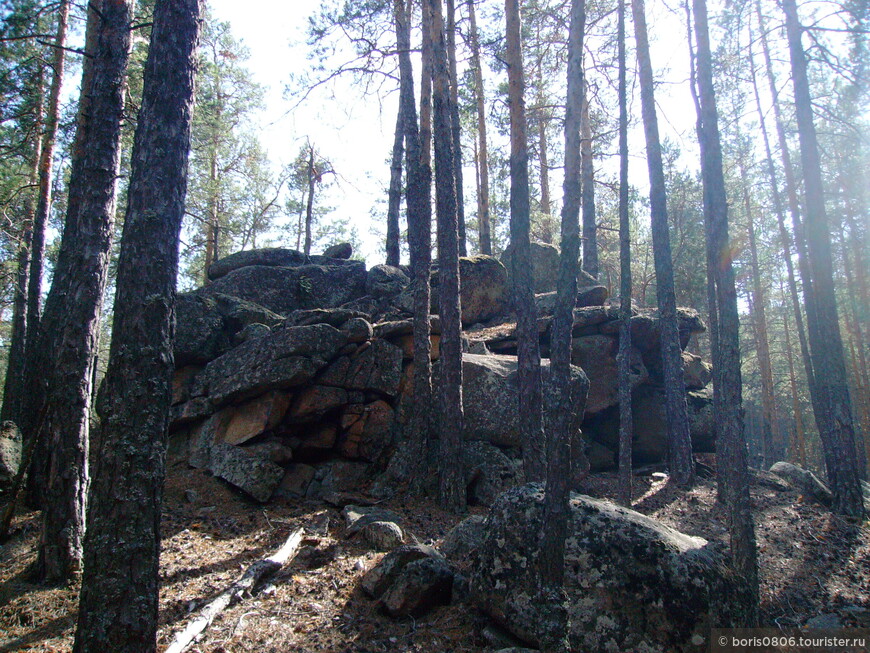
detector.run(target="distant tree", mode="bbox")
[446,0,466,256]
[466,0,492,255]
[781,0,864,517]
[385,101,404,266]
[430,0,466,512]
[74,0,202,648]
[631,0,694,486]
[506,0,545,483]
[691,0,759,624]
[580,91,598,278]
[22,0,133,583]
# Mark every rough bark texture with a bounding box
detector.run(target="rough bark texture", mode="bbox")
[631,0,694,487]
[386,102,404,267]
[782,0,864,517]
[467,0,491,255]
[24,0,69,377]
[580,93,598,279]
[616,0,632,508]
[445,0,466,257]
[305,145,315,257]
[387,0,433,489]
[25,0,131,584]
[540,3,586,641]
[506,0,545,483]
[74,2,201,650]
[429,0,465,512]
[692,0,759,623]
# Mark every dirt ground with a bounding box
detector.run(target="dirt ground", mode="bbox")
[1,459,868,652]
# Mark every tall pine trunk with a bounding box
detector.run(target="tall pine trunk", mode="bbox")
[467,0,491,255]
[782,0,864,517]
[386,0,434,489]
[692,0,759,622]
[506,0,545,483]
[538,1,587,645]
[24,0,133,584]
[429,0,465,512]
[631,0,694,486]
[74,0,201,649]
[616,0,633,508]
[386,102,404,267]
[445,0,466,256]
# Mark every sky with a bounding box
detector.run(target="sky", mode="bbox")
[205,0,708,265]
[208,0,402,264]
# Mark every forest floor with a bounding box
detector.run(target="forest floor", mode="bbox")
[1,459,868,652]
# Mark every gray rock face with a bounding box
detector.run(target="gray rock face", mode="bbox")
[201,263,368,316]
[502,241,561,294]
[769,461,833,507]
[206,442,285,502]
[570,334,648,415]
[360,543,454,617]
[318,339,404,397]
[683,351,712,389]
[461,353,589,448]
[432,255,509,325]
[0,421,22,490]
[439,515,487,561]
[463,441,522,506]
[322,242,353,259]
[471,484,749,652]
[194,323,348,406]
[174,293,285,365]
[367,264,410,298]
[208,247,308,280]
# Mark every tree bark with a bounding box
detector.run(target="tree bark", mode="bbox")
[616,0,632,508]
[387,0,434,490]
[506,0,545,483]
[782,0,864,517]
[386,101,404,267]
[24,0,69,370]
[691,0,759,622]
[305,145,316,256]
[24,0,133,584]
[74,1,201,649]
[541,0,585,592]
[631,0,694,486]
[580,92,598,278]
[780,284,808,466]
[467,0,491,255]
[429,0,465,512]
[445,0,466,256]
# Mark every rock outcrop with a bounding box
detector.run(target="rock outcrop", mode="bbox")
[169,244,714,502]
[471,484,749,652]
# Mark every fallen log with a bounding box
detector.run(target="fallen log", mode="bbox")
[165,526,304,653]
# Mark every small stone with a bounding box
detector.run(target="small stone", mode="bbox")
[184,489,198,504]
[805,613,843,629]
[361,520,405,551]
[380,556,454,617]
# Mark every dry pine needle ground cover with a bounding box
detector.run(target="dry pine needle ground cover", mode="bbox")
[1,460,868,652]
